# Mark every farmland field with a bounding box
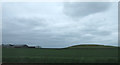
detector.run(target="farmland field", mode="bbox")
[2,47,118,63]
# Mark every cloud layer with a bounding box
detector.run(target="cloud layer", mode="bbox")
[2,2,118,48]
[63,2,110,18]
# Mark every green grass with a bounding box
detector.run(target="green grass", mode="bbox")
[2,46,118,63]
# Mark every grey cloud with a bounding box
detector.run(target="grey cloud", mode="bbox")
[2,2,118,48]
[3,17,47,33]
[2,15,117,48]
[63,2,110,18]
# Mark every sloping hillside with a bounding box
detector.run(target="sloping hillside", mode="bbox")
[66,44,117,48]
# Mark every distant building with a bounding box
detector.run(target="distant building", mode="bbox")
[2,44,28,48]
[2,44,14,48]
[2,44,42,48]
[35,46,41,48]
[28,46,35,48]
[14,45,28,48]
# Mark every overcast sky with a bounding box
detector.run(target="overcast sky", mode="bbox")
[2,2,118,48]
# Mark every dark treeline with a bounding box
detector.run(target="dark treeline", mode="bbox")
[2,44,41,48]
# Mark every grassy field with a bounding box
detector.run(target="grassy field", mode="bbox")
[2,45,118,63]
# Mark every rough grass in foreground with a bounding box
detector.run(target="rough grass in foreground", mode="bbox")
[2,45,119,63]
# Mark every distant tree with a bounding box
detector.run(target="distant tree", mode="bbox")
[23,45,28,48]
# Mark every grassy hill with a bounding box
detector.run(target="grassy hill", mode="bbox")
[65,44,118,48]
